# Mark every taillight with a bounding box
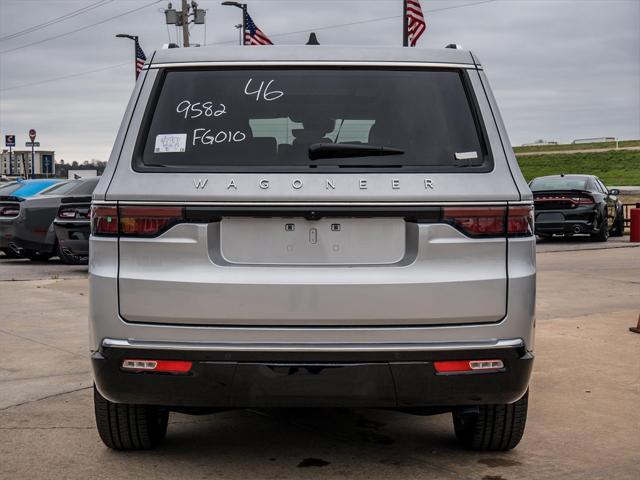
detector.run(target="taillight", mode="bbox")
[442,207,506,237]
[441,206,533,237]
[0,205,20,217]
[91,206,185,237]
[507,205,534,236]
[119,206,184,236]
[573,196,595,205]
[91,206,118,236]
[58,205,89,220]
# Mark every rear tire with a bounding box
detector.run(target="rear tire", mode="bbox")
[610,208,625,237]
[590,212,609,242]
[0,248,23,259]
[57,244,88,265]
[452,390,528,451]
[24,249,54,261]
[94,385,169,450]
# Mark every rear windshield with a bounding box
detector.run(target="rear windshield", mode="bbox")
[39,181,78,195]
[0,182,19,195]
[136,68,491,173]
[530,177,588,191]
[68,178,99,195]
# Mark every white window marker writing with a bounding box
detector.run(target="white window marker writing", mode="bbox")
[155,134,187,153]
[244,78,284,102]
[193,129,247,145]
[176,100,226,119]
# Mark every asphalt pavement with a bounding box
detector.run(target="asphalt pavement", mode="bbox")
[0,240,639,480]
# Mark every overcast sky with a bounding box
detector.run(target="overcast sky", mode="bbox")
[0,0,639,163]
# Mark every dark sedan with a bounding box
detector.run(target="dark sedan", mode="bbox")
[53,195,92,264]
[0,177,99,261]
[530,174,624,242]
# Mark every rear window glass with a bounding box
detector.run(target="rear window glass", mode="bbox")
[0,182,19,195]
[68,178,99,195]
[530,177,588,191]
[136,68,491,173]
[39,181,78,195]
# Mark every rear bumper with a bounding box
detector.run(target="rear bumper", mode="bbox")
[54,221,90,256]
[534,207,598,234]
[92,340,533,409]
[0,218,53,253]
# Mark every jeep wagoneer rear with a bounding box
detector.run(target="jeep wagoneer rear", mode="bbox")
[90,46,535,451]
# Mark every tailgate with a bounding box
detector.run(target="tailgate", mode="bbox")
[117,207,507,327]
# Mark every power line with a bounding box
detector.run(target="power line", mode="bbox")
[207,0,498,44]
[1,0,497,92]
[0,62,130,92]
[0,0,162,55]
[0,0,115,43]
[269,0,499,38]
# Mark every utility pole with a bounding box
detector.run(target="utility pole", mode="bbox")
[165,1,206,47]
[181,0,190,47]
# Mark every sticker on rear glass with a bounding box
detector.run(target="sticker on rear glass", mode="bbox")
[154,134,187,153]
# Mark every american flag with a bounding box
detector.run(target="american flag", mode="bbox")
[244,11,273,45]
[406,0,426,47]
[135,38,146,78]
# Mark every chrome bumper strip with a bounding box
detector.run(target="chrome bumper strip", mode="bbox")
[102,338,523,353]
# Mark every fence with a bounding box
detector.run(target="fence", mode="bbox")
[623,203,639,227]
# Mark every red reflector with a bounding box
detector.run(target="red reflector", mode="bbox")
[122,359,192,373]
[434,359,504,373]
[91,206,118,235]
[434,360,472,373]
[442,207,506,236]
[119,206,184,236]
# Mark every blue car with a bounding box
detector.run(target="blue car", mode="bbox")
[1,179,63,198]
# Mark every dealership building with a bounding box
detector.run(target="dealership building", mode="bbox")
[0,149,56,177]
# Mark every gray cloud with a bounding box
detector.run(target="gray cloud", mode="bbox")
[0,0,638,162]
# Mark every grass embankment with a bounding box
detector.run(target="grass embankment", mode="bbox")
[516,150,640,185]
[513,140,640,154]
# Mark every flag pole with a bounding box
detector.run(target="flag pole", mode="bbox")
[402,0,408,46]
[241,4,247,45]
[132,36,139,78]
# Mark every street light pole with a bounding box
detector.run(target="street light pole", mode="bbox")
[235,23,242,45]
[221,2,247,45]
[115,34,139,78]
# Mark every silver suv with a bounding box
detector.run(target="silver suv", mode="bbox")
[90,46,535,451]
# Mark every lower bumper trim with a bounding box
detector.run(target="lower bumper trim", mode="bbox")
[93,342,533,409]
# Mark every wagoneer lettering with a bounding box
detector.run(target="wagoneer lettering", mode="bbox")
[90,46,535,452]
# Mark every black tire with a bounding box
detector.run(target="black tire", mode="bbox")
[57,244,88,265]
[24,249,54,261]
[94,385,169,450]
[610,208,625,237]
[452,390,528,451]
[536,233,552,240]
[590,212,609,242]
[0,248,23,259]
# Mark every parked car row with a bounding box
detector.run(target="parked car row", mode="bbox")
[0,177,98,263]
[530,174,625,242]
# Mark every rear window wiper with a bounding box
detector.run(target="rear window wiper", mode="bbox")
[309,143,404,161]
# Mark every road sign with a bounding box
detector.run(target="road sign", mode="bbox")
[25,142,40,147]
[29,129,36,142]
[5,135,15,147]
